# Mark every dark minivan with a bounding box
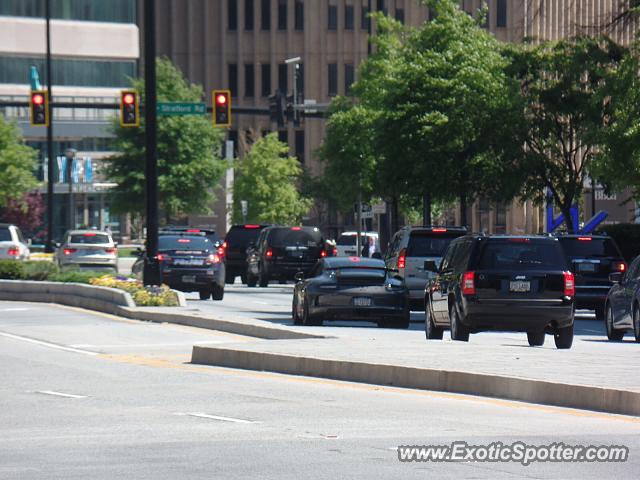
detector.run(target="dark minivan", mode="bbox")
[223,224,270,284]
[246,226,325,287]
[556,235,626,320]
[425,235,575,349]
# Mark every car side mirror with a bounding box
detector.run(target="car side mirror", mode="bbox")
[609,272,623,284]
[424,260,438,273]
[294,272,305,282]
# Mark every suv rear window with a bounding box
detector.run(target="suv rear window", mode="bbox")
[158,236,212,251]
[69,233,111,244]
[0,228,11,242]
[477,240,568,270]
[269,228,323,247]
[558,237,621,259]
[407,232,462,257]
[226,226,263,247]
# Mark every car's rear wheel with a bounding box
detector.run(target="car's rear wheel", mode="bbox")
[526,331,545,346]
[212,284,224,301]
[246,272,257,287]
[302,297,322,326]
[594,305,605,321]
[292,296,302,326]
[425,303,443,340]
[258,266,269,287]
[199,290,210,300]
[606,304,625,341]
[240,274,247,284]
[450,306,469,342]
[634,306,640,343]
[554,323,574,349]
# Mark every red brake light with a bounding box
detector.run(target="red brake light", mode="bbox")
[563,271,575,296]
[577,237,592,241]
[432,228,447,233]
[63,248,77,256]
[398,249,407,269]
[156,253,171,262]
[265,247,273,258]
[7,247,19,256]
[349,256,360,262]
[244,224,260,229]
[186,229,201,233]
[104,247,117,254]
[217,246,225,256]
[291,227,302,231]
[320,250,327,257]
[206,254,221,264]
[332,247,337,257]
[615,262,627,272]
[462,271,476,295]
[83,232,97,236]
[178,239,190,243]
[508,238,530,243]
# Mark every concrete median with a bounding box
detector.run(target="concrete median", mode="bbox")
[191,345,640,417]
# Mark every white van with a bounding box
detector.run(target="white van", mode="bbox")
[335,231,380,257]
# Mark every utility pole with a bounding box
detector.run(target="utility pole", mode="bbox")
[45,0,55,252]
[65,148,76,231]
[143,0,160,285]
[356,172,362,256]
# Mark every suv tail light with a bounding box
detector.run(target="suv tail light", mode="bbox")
[63,248,77,256]
[7,247,19,256]
[104,247,117,254]
[320,250,327,258]
[613,262,627,273]
[205,254,221,264]
[461,271,476,295]
[332,247,337,257]
[398,248,407,269]
[156,253,171,263]
[563,271,575,296]
[265,247,274,258]
[217,246,225,256]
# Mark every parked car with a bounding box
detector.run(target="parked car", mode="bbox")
[384,226,467,310]
[223,224,270,284]
[556,234,626,320]
[0,223,30,261]
[424,235,575,349]
[133,233,225,300]
[335,231,380,257]
[246,226,325,287]
[603,255,640,342]
[56,230,117,271]
[292,256,410,328]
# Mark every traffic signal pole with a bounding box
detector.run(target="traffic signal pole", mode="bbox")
[143,0,161,286]
[45,0,55,253]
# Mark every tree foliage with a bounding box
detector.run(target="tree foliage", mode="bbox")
[0,115,37,209]
[232,133,312,224]
[106,57,225,221]
[0,192,46,240]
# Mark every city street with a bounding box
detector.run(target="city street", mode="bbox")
[1,300,639,479]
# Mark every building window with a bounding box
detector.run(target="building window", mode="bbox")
[261,0,270,30]
[496,0,507,28]
[344,64,354,95]
[361,2,370,30]
[245,0,254,30]
[328,4,337,30]
[294,0,304,30]
[278,130,288,146]
[376,0,386,15]
[328,63,338,97]
[228,64,238,98]
[278,0,287,30]
[495,202,507,234]
[0,0,136,23]
[428,6,436,21]
[261,63,271,97]
[278,63,288,93]
[295,63,304,96]
[295,130,305,164]
[345,4,354,30]
[478,198,491,233]
[245,64,255,97]
[395,8,404,24]
[228,0,237,30]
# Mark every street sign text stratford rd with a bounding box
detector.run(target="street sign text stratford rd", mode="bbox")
[156,102,206,115]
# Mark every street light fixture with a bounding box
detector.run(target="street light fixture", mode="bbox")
[284,56,302,126]
[64,148,77,231]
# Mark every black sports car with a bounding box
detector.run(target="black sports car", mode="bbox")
[292,257,410,328]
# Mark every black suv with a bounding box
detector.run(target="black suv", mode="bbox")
[424,235,575,349]
[223,224,270,284]
[556,234,626,320]
[246,226,325,287]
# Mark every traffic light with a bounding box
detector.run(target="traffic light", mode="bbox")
[213,90,231,127]
[120,90,139,127]
[29,90,48,126]
[268,91,285,128]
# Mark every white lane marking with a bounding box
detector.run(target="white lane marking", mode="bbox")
[0,308,31,312]
[69,341,224,348]
[174,412,259,424]
[36,390,88,399]
[0,331,98,356]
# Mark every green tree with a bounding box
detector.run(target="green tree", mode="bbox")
[106,57,225,221]
[506,37,629,232]
[232,133,312,224]
[0,115,37,210]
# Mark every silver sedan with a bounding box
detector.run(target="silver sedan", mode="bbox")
[56,230,118,272]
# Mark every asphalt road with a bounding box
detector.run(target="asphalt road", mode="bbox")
[1,301,638,479]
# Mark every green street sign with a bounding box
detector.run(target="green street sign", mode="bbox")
[156,102,206,116]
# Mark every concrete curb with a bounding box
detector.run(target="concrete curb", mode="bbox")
[191,346,640,417]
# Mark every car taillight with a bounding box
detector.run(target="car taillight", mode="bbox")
[398,249,406,269]
[461,271,476,295]
[563,271,575,296]
[320,250,327,258]
[206,254,221,264]
[265,247,273,258]
[104,247,117,254]
[7,247,19,256]
[63,248,77,256]
[332,247,337,257]
[614,262,627,272]
[217,246,225,256]
[156,254,171,263]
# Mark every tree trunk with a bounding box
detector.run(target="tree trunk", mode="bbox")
[460,195,467,227]
[391,196,400,233]
[423,192,432,226]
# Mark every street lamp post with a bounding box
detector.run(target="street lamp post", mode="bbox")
[65,148,77,231]
[285,56,302,125]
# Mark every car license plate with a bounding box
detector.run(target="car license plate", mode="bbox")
[182,275,196,283]
[353,297,372,307]
[175,259,202,266]
[509,281,530,292]
[578,263,596,273]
